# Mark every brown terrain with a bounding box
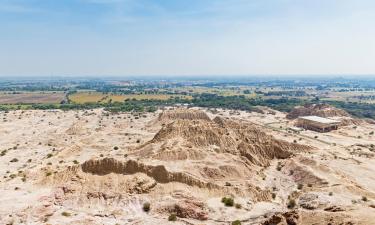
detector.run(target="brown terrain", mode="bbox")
[286,103,364,126]
[286,103,350,119]
[0,107,375,224]
[0,92,66,104]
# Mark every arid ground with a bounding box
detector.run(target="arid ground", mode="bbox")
[0,107,375,225]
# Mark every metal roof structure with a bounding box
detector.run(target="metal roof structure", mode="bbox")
[299,116,340,124]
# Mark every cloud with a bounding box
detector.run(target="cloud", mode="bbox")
[0,1,40,13]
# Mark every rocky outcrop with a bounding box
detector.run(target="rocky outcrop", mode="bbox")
[171,199,208,220]
[262,211,299,225]
[81,158,219,189]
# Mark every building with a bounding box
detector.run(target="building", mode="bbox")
[296,116,340,132]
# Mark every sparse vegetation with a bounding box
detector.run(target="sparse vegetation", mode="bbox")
[232,220,242,225]
[0,150,7,156]
[235,203,242,209]
[61,212,71,217]
[168,213,177,221]
[10,158,18,163]
[221,197,234,207]
[287,199,296,209]
[143,202,151,212]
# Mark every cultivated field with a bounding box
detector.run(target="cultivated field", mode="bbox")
[68,92,192,104]
[0,92,65,104]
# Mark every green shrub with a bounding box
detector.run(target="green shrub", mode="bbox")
[61,212,71,217]
[232,220,241,225]
[143,202,151,212]
[221,197,234,207]
[10,158,18,163]
[0,150,7,156]
[168,213,177,221]
[287,199,296,209]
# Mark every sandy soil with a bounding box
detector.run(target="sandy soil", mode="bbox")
[0,107,374,225]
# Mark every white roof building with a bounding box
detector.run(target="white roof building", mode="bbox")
[297,116,340,132]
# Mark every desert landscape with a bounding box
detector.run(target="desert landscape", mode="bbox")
[2,0,375,224]
[1,105,374,225]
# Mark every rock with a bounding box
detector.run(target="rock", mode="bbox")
[324,206,345,212]
[299,193,320,210]
[262,211,299,225]
[172,199,208,221]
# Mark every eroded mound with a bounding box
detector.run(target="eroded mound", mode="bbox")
[146,116,309,167]
[287,103,350,119]
[81,158,219,189]
[158,108,211,122]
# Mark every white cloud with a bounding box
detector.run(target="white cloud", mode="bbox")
[0,1,40,13]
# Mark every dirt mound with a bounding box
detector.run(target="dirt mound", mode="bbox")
[148,116,309,167]
[287,103,350,119]
[282,160,327,186]
[158,108,211,122]
[81,158,219,189]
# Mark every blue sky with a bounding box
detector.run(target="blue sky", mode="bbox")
[0,0,375,76]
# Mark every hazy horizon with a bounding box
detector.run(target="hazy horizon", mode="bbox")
[1,0,375,77]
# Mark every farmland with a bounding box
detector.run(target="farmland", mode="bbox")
[68,92,192,104]
[0,92,65,104]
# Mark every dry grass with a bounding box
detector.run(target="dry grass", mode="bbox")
[0,92,65,104]
[69,92,192,104]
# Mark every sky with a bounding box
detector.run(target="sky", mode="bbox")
[0,0,375,77]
